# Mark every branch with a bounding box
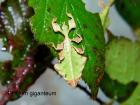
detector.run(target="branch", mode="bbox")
[77,84,106,105]
[0,56,34,105]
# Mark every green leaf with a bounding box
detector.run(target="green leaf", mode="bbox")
[101,73,137,102]
[115,0,140,29]
[0,62,14,85]
[115,0,140,40]
[106,37,140,84]
[122,84,140,105]
[99,0,114,29]
[29,0,105,97]
[0,1,53,102]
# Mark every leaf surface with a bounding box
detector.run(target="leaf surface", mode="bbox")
[122,84,140,105]
[106,38,140,84]
[101,73,137,102]
[115,0,140,40]
[29,0,105,96]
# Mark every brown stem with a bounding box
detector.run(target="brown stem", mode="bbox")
[0,56,34,105]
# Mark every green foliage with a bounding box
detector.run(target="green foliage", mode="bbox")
[115,0,140,29]
[122,85,140,105]
[101,73,137,102]
[0,62,14,85]
[0,0,52,103]
[106,37,140,84]
[115,0,140,39]
[99,0,114,30]
[104,36,140,104]
[1,0,140,104]
[29,0,105,96]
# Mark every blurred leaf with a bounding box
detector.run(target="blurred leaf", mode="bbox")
[115,0,140,40]
[29,0,105,97]
[122,84,140,105]
[0,61,14,85]
[106,37,140,84]
[11,45,53,101]
[99,0,114,30]
[0,0,53,103]
[0,0,34,84]
[101,73,137,102]
[115,0,140,29]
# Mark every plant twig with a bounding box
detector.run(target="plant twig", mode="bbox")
[77,84,106,105]
[0,56,34,105]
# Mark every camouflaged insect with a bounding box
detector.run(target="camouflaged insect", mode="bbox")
[52,13,87,87]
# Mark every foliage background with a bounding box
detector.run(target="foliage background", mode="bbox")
[0,0,134,105]
[0,0,136,105]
